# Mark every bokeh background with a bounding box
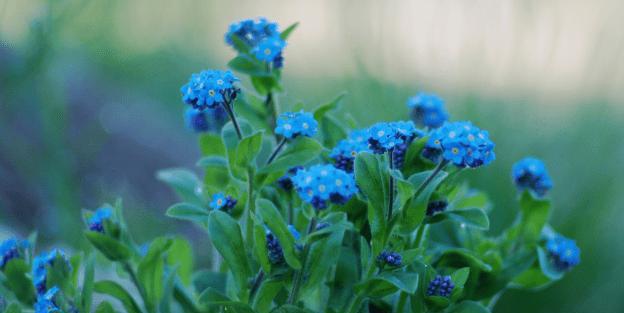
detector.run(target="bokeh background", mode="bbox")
[1,0,623,312]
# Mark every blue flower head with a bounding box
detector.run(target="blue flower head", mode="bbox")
[546,234,580,271]
[34,286,61,313]
[367,121,424,154]
[1,237,29,269]
[180,70,239,110]
[376,251,402,267]
[423,121,495,168]
[330,129,372,172]
[277,166,304,191]
[512,157,553,197]
[275,111,318,139]
[184,106,228,133]
[265,225,301,264]
[426,275,455,297]
[87,207,112,233]
[225,18,287,68]
[292,164,357,210]
[252,36,286,63]
[32,250,71,295]
[209,193,237,211]
[407,93,449,128]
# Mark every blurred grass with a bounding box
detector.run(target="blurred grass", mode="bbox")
[1,1,624,312]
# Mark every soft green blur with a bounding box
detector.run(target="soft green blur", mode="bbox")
[1,1,623,312]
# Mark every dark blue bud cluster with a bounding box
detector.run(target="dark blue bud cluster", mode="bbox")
[210,193,237,211]
[277,166,303,191]
[426,200,448,216]
[426,275,455,297]
[330,129,371,173]
[512,157,553,197]
[546,234,580,271]
[265,225,301,264]
[87,207,112,233]
[376,251,402,267]
[184,106,228,133]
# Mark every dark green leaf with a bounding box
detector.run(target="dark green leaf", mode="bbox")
[198,288,255,313]
[253,216,272,274]
[228,55,269,76]
[2,259,36,305]
[313,92,345,121]
[399,170,448,234]
[259,137,322,175]
[401,137,429,176]
[81,253,95,313]
[95,301,116,313]
[167,237,194,286]
[354,152,388,255]
[198,133,225,156]
[94,280,142,313]
[234,131,264,170]
[253,279,284,313]
[85,232,132,261]
[518,191,551,243]
[436,248,493,272]
[354,271,419,298]
[426,208,490,230]
[256,199,301,269]
[280,22,299,40]
[450,300,491,313]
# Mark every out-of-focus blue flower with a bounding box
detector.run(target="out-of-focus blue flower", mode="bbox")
[546,234,580,271]
[34,286,61,313]
[181,70,239,110]
[1,237,28,269]
[426,275,455,297]
[266,225,301,264]
[252,36,286,63]
[292,164,357,210]
[225,18,280,50]
[87,207,112,233]
[209,193,237,211]
[512,157,553,197]
[32,250,71,295]
[277,166,303,191]
[367,121,424,155]
[423,121,495,168]
[330,129,371,172]
[376,251,402,267]
[275,111,318,139]
[184,107,228,133]
[407,93,449,128]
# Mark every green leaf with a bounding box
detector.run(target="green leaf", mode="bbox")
[354,152,388,255]
[319,115,348,148]
[222,119,254,180]
[253,217,272,274]
[302,222,346,295]
[159,266,179,313]
[138,237,173,309]
[401,137,429,176]
[313,92,345,121]
[436,248,493,272]
[537,247,564,280]
[167,237,194,286]
[228,55,269,76]
[234,131,264,170]
[259,137,322,175]
[360,236,371,275]
[81,253,96,313]
[230,35,252,53]
[198,133,225,156]
[198,288,255,313]
[510,266,553,290]
[450,300,491,313]
[354,271,419,298]
[3,303,22,313]
[208,211,252,294]
[196,156,228,167]
[256,199,301,269]
[399,170,448,234]
[451,267,471,288]
[165,202,209,223]
[85,232,132,261]
[95,301,116,313]
[2,259,36,305]
[94,280,142,313]
[156,168,202,204]
[251,75,281,95]
[426,208,490,230]
[253,279,284,313]
[518,191,551,243]
[280,22,299,40]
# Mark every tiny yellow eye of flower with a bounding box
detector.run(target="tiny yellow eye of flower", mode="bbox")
[351,151,357,157]
[452,148,459,154]
[318,185,326,192]
[216,79,224,85]
[377,131,385,137]
[434,140,441,145]
[264,48,272,55]
[208,90,216,96]
[335,179,343,186]
[284,124,292,130]
[217,199,223,205]
[302,123,309,129]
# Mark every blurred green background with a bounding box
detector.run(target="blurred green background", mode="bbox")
[1,1,623,312]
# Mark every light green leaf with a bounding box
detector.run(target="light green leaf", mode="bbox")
[95,301,116,313]
[399,169,448,234]
[518,191,551,243]
[165,202,209,223]
[138,237,173,308]
[253,279,284,313]
[234,131,264,170]
[156,168,202,204]
[426,208,490,230]
[2,259,36,305]
[280,22,299,40]
[196,156,227,167]
[167,237,194,286]
[81,253,96,313]
[228,55,269,76]
[85,232,132,261]
[94,280,142,313]
[198,133,225,156]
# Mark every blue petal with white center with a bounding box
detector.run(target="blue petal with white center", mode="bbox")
[423,121,495,168]
[275,111,318,139]
[292,164,357,210]
[180,70,239,110]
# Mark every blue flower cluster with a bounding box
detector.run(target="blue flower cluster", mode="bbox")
[292,164,357,210]
[209,193,237,211]
[423,121,495,168]
[426,275,455,297]
[546,234,580,271]
[32,250,70,295]
[181,70,239,110]
[225,18,286,68]
[330,129,371,172]
[265,225,301,264]
[512,157,553,197]
[0,237,28,269]
[407,92,449,128]
[376,251,402,267]
[426,200,448,217]
[367,121,424,155]
[275,111,318,139]
[34,286,60,313]
[87,207,112,233]
[277,166,303,191]
[185,106,228,133]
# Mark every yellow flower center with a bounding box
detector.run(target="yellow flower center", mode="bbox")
[264,48,272,55]
[208,90,216,96]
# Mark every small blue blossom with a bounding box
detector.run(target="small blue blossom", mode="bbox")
[252,36,286,63]
[184,107,228,133]
[407,93,449,128]
[376,251,402,267]
[277,166,303,191]
[32,250,71,295]
[330,129,371,172]
[225,18,280,50]
[423,121,495,168]
[426,200,448,216]
[367,121,424,155]
[34,286,61,313]
[275,111,318,139]
[209,193,237,211]
[1,237,28,269]
[426,275,455,297]
[512,157,553,197]
[546,234,580,271]
[87,207,112,233]
[180,70,239,110]
[265,225,301,264]
[292,164,357,210]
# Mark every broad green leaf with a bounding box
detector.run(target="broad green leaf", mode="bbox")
[426,208,490,230]
[198,133,225,156]
[510,266,553,290]
[302,224,346,296]
[391,170,415,213]
[156,168,202,204]
[208,211,252,294]
[251,75,281,95]
[198,288,255,313]
[138,237,173,309]
[253,217,272,274]
[222,119,254,180]
[259,137,322,174]
[159,266,179,313]
[450,300,491,313]
[402,137,429,176]
[228,55,269,76]
[280,22,299,40]
[450,267,470,301]
[94,280,142,313]
[313,92,345,121]
[3,303,22,313]
[196,156,227,167]
[256,199,301,269]
[399,170,448,234]
[354,152,388,255]
[165,202,209,223]
[234,131,263,171]
[95,301,116,313]
[359,236,371,276]
[85,232,132,261]
[518,191,551,243]
[192,270,226,294]
[167,237,194,286]
[81,253,96,313]
[253,279,284,313]
[320,115,348,148]
[354,271,419,298]
[436,248,493,272]
[2,259,36,305]
[230,35,252,53]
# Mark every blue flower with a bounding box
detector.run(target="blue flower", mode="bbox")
[87,207,112,233]
[426,200,448,216]
[512,157,553,197]
[426,275,455,297]
[34,286,61,313]
[252,36,286,63]
[180,70,239,110]
[277,166,303,191]
[376,251,402,267]
[209,193,237,211]
[407,93,449,128]
[275,111,318,139]
[330,129,371,172]
[32,250,71,295]
[367,121,424,155]
[225,18,280,50]
[423,121,495,168]
[265,225,301,264]
[184,107,228,133]
[0,237,28,269]
[292,164,357,210]
[546,234,580,271]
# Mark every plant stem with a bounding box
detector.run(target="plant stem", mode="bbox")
[395,292,408,313]
[266,137,287,165]
[222,100,242,140]
[123,262,151,313]
[249,270,265,301]
[265,92,278,136]
[345,295,365,313]
[287,217,317,304]
[414,224,429,249]
[413,160,449,198]
[245,170,255,250]
[387,149,395,221]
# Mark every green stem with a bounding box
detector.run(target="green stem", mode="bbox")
[249,270,265,301]
[123,262,151,313]
[413,160,448,199]
[387,149,395,221]
[222,100,242,140]
[245,170,255,250]
[345,295,365,313]
[395,292,408,313]
[287,217,317,304]
[266,138,287,165]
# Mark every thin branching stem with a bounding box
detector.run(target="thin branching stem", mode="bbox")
[266,138,287,165]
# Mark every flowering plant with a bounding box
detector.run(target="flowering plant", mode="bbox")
[0,18,579,313]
